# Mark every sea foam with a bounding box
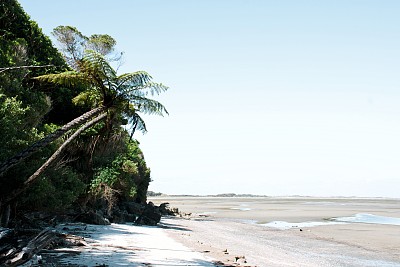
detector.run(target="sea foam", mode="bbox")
[332,213,400,226]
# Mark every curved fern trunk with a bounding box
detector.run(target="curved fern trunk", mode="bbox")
[0,106,106,177]
[3,112,108,205]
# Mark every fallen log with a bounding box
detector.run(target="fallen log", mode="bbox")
[40,248,82,255]
[1,228,57,266]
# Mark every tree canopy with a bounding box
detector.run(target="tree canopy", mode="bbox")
[0,0,168,226]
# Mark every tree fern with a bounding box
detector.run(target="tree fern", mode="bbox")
[35,49,168,135]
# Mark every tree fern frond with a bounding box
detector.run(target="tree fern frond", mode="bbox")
[34,72,91,88]
[81,50,116,81]
[130,113,147,134]
[117,71,152,88]
[116,85,147,99]
[124,106,147,134]
[72,89,102,107]
[130,96,169,116]
[141,82,169,96]
[118,82,169,100]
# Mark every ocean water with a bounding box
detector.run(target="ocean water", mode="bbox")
[155,196,400,228]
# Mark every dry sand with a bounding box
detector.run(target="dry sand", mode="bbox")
[151,197,400,267]
[24,223,217,266]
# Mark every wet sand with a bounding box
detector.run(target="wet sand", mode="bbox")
[151,197,400,266]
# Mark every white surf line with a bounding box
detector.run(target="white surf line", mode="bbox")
[262,213,400,230]
[230,207,252,211]
[262,220,345,230]
[231,203,252,211]
[332,213,400,226]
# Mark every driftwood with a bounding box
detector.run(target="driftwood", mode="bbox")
[0,228,15,259]
[0,64,54,73]
[0,228,14,242]
[0,228,57,266]
[40,248,81,255]
[90,243,141,251]
[59,232,87,247]
[0,225,89,266]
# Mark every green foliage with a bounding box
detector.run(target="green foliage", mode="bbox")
[0,1,85,126]
[0,2,161,215]
[88,136,151,206]
[72,88,102,108]
[0,0,70,149]
[91,156,139,198]
[122,159,138,175]
[0,1,66,74]
[87,34,116,56]
[0,1,83,212]
[52,26,118,69]
[52,25,88,65]
[91,166,120,189]
[21,167,86,211]
[0,94,44,161]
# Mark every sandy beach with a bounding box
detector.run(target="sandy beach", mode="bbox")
[22,197,400,266]
[151,197,400,267]
[23,222,217,267]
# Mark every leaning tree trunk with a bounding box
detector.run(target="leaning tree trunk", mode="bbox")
[3,112,107,206]
[0,202,10,227]
[0,106,106,177]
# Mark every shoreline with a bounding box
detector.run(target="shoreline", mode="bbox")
[151,196,400,267]
[150,195,400,200]
[19,196,400,266]
[162,216,400,267]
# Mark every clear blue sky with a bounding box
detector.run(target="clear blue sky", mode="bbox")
[19,0,400,197]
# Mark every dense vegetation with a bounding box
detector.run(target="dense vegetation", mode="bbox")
[0,0,167,227]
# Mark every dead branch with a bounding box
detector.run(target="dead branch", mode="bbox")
[0,65,54,73]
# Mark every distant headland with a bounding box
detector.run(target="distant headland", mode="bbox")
[147,191,268,198]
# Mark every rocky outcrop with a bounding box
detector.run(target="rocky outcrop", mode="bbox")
[71,201,178,226]
[135,202,162,226]
[123,202,145,215]
[159,202,178,216]
[111,209,136,224]
[114,201,177,226]
[74,211,110,225]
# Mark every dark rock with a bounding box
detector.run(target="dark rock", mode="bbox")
[111,210,136,224]
[74,211,110,225]
[125,213,136,223]
[159,203,178,216]
[111,210,125,224]
[124,202,145,215]
[135,202,161,226]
